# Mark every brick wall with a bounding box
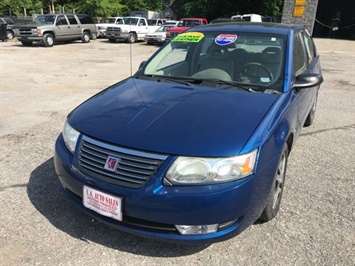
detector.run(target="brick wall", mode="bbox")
[281,0,319,34]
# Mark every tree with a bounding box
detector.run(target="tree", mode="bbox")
[0,0,42,16]
[74,0,124,17]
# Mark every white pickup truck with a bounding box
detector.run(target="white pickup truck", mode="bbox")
[96,16,123,38]
[106,17,162,43]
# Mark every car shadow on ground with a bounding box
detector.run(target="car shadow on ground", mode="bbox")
[27,157,209,256]
[13,40,93,47]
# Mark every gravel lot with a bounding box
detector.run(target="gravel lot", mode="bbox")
[0,38,354,266]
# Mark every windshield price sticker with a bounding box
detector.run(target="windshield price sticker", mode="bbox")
[173,32,204,42]
[83,186,122,221]
[215,34,238,45]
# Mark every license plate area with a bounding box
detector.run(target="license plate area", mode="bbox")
[83,186,122,221]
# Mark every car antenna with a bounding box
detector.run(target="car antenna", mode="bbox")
[129,22,133,76]
[129,41,133,76]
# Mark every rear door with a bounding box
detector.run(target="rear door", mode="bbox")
[66,14,81,38]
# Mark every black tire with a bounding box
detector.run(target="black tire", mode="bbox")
[21,40,33,46]
[304,91,318,127]
[127,33,136,43]
[259,144,289,222]
[81,32,90,43]
[43,33,54,47]
[108,38,116,43]
[7,30,14,40]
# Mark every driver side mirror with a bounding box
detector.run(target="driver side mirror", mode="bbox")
[293,73,323,89]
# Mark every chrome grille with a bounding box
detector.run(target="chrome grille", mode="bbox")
[18,28,35,36]
[106,27,121,32]
[78,136,168,188]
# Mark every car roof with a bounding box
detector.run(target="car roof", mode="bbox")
[187,22,303,35]
[180,18,207,20]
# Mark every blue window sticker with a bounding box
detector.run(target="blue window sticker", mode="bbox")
[215,34,238,46]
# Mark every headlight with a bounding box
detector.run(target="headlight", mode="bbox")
[62,121,80,153]
[165,149,258,185]
[121,29,128,33]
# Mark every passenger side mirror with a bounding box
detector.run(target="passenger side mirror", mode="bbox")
[139,61,147,70]
[294,73,323,89]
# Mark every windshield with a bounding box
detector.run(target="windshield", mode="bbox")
[118,17,138,25]
[155,25,173,32]
[139,31,286,92]
[103,18,119,23]
[34,15,55,25]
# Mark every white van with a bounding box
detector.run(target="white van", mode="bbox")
[231,14,263,22]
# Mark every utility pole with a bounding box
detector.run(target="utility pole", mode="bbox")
[52,1,55,14]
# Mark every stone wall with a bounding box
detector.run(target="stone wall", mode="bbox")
[281,0,319,34]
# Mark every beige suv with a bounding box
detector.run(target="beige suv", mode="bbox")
[15,14,97,47]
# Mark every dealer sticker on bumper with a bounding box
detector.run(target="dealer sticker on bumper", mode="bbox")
[83,186,122,221]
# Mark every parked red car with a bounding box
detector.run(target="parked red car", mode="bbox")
[166,18,208,41]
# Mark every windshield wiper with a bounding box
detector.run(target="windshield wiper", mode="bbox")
[198,79,257,92]
[135,75,202,86]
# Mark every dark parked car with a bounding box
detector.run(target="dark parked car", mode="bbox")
[0,17,16,40]
[54,23,323,244]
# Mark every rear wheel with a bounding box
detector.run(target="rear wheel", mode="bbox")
[81,32,90,43]
[259,144,289,222]
[21,41,33,46]
[127,33,136,43]
[43,33,54,47]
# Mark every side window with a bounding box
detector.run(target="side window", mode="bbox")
[301,31,315,64]
[293,33,307,76]
[67,15,78,25]
[78,15,94,24]
[139,19,147,26]
[56,15,68,26]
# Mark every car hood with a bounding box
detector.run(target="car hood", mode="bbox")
[168,26,191,32]
[68,78,278,157]
[146,32,165,36]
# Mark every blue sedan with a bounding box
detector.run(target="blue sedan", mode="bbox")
[54,22,323,244]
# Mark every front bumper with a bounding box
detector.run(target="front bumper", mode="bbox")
[16,36,43,41]
[54,134,278,244]
[107,32,129,40]
[144,36,166,43]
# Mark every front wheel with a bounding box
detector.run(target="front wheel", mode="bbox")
[81,32,90,43]
[43,33,54,47]
[7,30,14,39]
[259,144,289,222]
[127,33,136,43]
[91,32,97,40]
